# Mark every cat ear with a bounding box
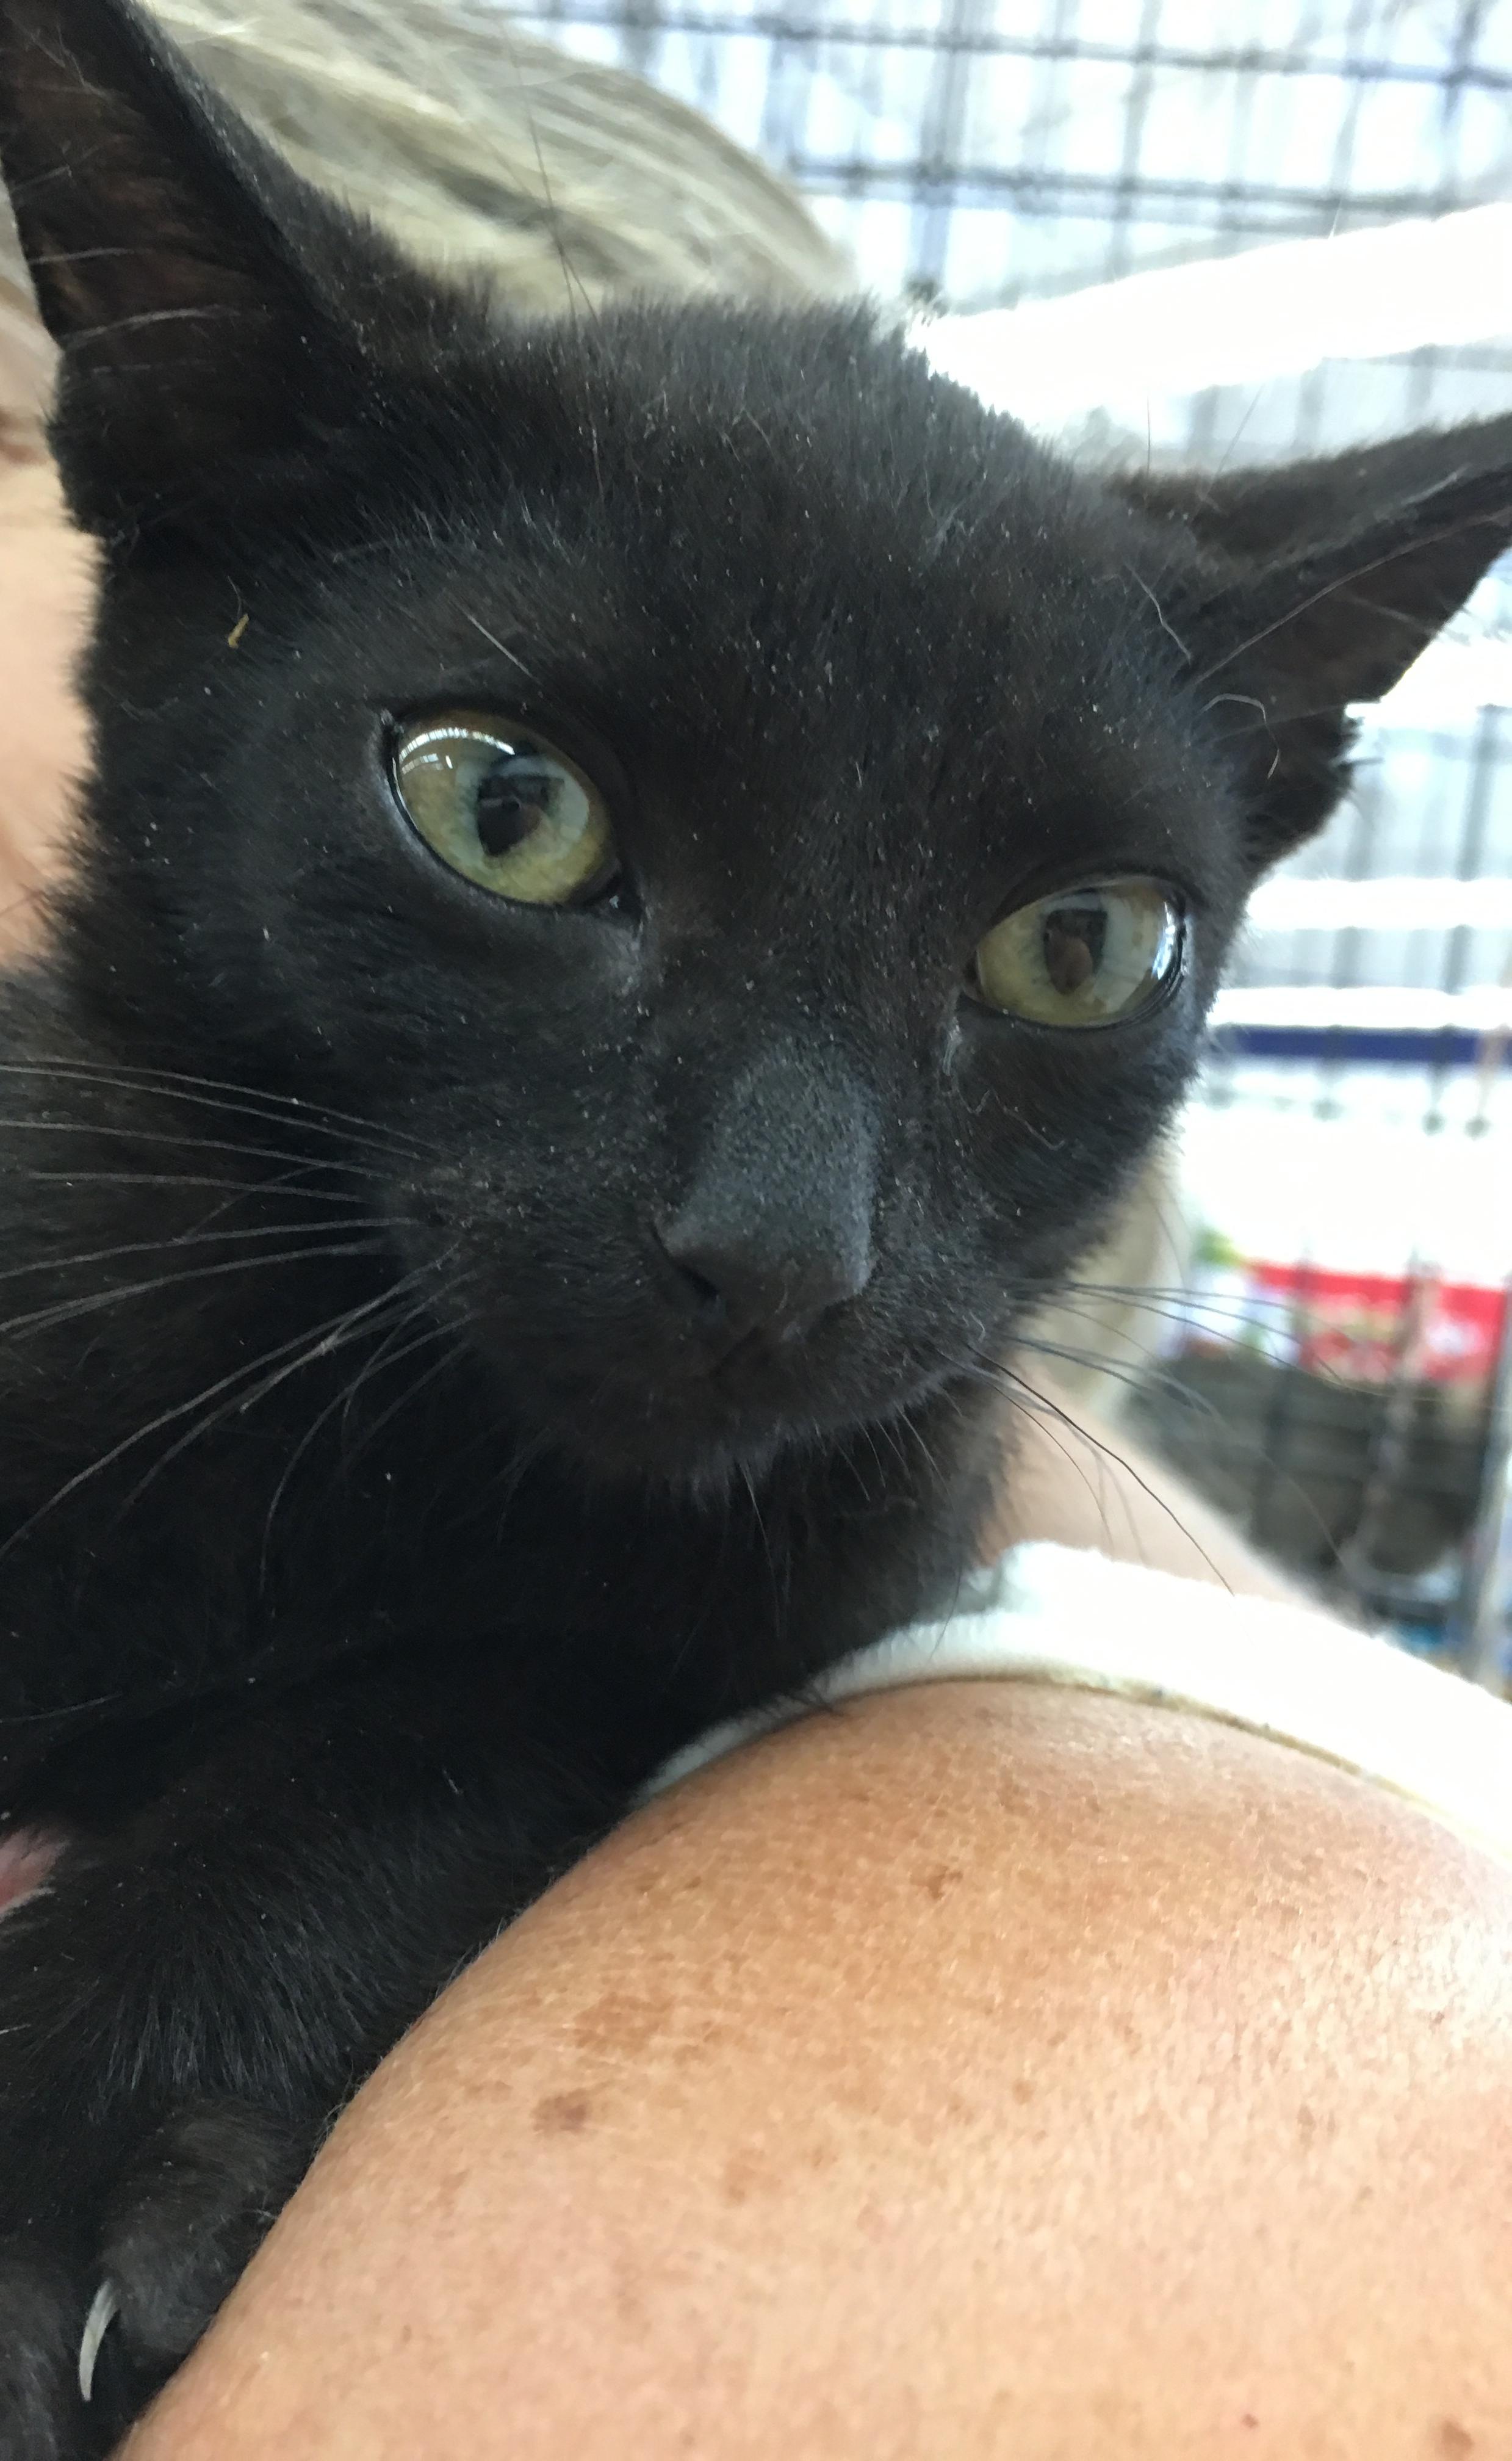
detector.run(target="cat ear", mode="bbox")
[1121,418,1512,862]
[0,0,469,537]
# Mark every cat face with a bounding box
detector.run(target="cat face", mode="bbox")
[2,0,1510,1486]
[109,318,1232,1480]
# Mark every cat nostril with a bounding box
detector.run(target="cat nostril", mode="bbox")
[669,1254,725,1318]
[653,1215,871,1348]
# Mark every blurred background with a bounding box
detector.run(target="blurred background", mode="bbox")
[515,0,1512,1674]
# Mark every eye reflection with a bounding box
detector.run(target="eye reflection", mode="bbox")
[391,712,617,905]
[971,879,1183,1027]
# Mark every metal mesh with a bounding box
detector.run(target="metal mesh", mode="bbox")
[525,0,1512,1657]
[522,0,1512,303]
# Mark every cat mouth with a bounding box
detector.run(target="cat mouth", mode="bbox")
[431,1253,937,1487]
[516,1336,932,1489]
[556,1383,827,1486]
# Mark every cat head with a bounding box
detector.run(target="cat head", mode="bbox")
[2,0,1510,1487]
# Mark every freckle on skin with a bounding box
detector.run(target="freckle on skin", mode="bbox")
[1011,2078,1034,2106]
[532,2089,594,2136]
[721,2152,774,2206]
[571,1989,670,2057]
[671,2020,729,2067]
[916,1862,964,1902]
[1436,2422,1474,2457]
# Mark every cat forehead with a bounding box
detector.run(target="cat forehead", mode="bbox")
[346,357,1195,836]
[366,310,1164,709]
[506,304,1091,559]
[200,301,1219,878]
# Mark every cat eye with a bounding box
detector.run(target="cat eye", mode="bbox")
[971,878,1183,1028]
[391,712,617,905]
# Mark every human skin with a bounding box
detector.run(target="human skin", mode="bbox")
[128,1681,1512,2459]
[0,441,92,952]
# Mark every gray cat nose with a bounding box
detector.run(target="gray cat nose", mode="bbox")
[654,1038,877,1351]
[657,1209,871,1347]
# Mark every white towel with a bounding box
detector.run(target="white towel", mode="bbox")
[649,1544,1512,1863]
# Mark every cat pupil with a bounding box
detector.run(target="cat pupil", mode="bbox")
[475,756,551,858]
[1042,902,1104,996]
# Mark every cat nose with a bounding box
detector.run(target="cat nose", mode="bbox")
[657,1210,871,1346]
[655,1041,876,1349]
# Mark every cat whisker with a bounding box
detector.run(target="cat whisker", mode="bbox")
[160,1165,387,1234]
[0,1216,394,1295]
[1,1265,394,1572]
[1010,1315,1228,1428]
[1016,1291,1179,1362]
[331,1318,471,1486]
[970,1354,1159,1559]
[0,1239,387,1355]
[1010,1329,1209,1415]
[229,1281,433,1425]
[1034,1277,1267,1335]
[257,1268,460,1584]
[1192,510,1500,689]
[494,15,602,337]
[23,1168,378,1206]
[899,1401,944,1486]
[857,1419,890,1493]
[870,1408,918,1483]
[740,1462,776,1598]
[93,1279,435,1563]
[0,1685,129,1731]
[961,1344,1229,1589]
[1026,1284,1234,1354]
[1126,565,1192,660]
[336,1281,458,1447]
[959,1361,1125,1545]
[0,1057,436,1162]
[0,1117,396,1179]
[461,610,533,679]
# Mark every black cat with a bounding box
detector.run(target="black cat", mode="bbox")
[0,0,1507,2444]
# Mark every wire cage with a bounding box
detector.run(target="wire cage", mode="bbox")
[523,0,1512,1667]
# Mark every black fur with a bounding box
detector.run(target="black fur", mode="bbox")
[0,0,1508,2443]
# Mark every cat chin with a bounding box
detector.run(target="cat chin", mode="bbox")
[515,1349,959,1499]
[538,1390,827,1497]
[494,1362,880,1497]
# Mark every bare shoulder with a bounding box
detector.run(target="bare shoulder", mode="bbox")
[0,450,92,944]
[135,1679,1512,2460]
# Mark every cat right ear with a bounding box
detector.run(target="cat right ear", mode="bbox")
[1118,419,1512,865]
[0,0,468,538]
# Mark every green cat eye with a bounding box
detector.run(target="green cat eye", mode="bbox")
[971,878,1182,1028]
[391,712,616,905]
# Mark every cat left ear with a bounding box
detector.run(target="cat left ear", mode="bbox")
[0,0,469,538]
[1121,416,1512,863]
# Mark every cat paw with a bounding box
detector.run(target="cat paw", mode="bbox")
[0,2102,310,2458]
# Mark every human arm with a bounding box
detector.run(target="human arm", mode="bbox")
[0,443,92,953]
[128,1677,1512,2460]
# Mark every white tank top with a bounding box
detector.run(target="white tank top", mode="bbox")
[649,1543,1512,1866]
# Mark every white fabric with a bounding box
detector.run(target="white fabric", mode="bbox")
[649,1544,1512,1863]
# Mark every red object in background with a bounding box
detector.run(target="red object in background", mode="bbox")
[1248,1264,1507,1386]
